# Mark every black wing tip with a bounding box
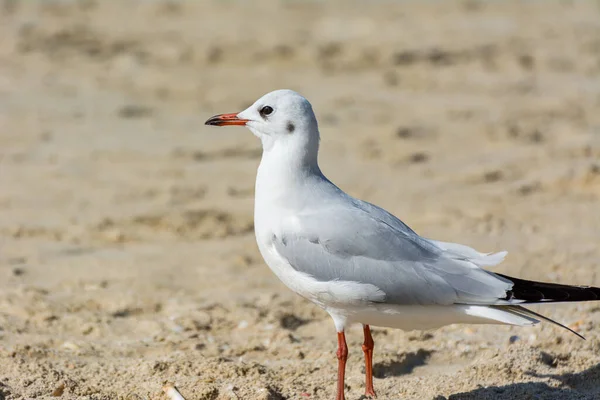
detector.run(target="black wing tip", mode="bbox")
[497,273,600,304]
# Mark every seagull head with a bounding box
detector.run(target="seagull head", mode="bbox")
[205,89,320,162]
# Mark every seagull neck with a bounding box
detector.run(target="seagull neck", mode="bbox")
[257,147,322,184]
[255,144,324,206]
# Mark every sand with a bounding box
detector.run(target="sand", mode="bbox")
[1,1,600,399]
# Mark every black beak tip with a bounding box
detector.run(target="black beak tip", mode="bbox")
[204,116,220,126]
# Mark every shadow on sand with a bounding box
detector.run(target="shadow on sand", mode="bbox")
[372,349,433,378]
[443,363,600,400]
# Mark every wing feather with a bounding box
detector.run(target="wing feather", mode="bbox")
[274,200,513,306]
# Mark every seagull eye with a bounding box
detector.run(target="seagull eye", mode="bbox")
[260,106,274,118]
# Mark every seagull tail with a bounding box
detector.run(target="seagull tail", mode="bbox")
[490,273,600,340]
[464,305,538,327]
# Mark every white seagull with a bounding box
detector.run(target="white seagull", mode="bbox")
[205,89,600,400]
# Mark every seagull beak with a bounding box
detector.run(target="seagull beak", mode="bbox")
[204,113,249,126]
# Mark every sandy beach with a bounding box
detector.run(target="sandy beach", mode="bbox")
[1,1,600,399]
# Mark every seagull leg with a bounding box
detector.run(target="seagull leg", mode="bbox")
[362,325,377,398]
[336,331,348,400]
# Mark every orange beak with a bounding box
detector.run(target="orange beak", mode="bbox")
[204,113,249,126]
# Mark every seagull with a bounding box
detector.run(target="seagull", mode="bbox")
[205,89,600,400]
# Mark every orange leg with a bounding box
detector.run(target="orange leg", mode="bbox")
[336,331,348,400]
[362,325,377,398]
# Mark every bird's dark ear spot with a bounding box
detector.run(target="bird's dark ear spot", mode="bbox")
[286,121,295,133]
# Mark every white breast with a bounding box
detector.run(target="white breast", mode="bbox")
[252,154,389,330]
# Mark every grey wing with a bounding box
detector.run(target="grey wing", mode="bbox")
[274,203,513,306]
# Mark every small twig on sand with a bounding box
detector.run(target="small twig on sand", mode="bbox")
[162,383,186,400]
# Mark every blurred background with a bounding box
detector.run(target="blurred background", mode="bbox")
[1,1,600,399]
